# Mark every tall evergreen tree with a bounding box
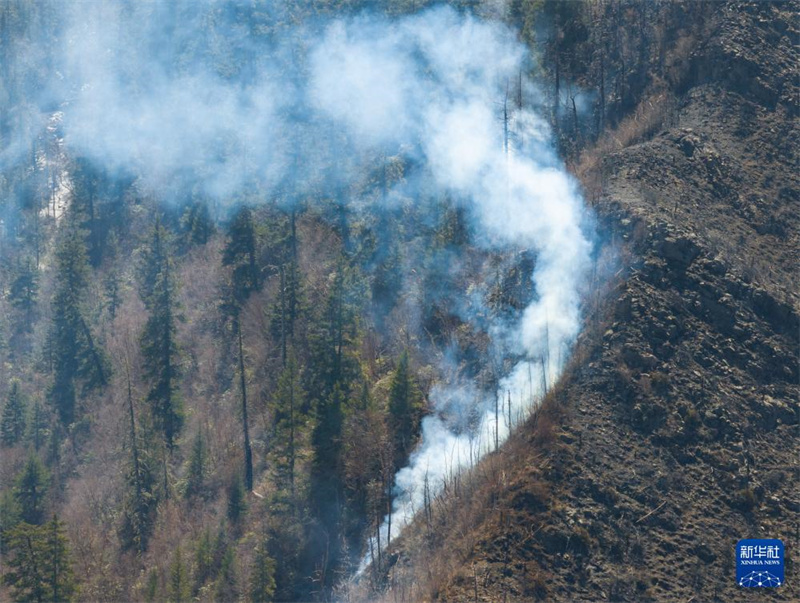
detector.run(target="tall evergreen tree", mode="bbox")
[138,218,183,449]
[1,380,27,446]
[309,262,360,473]
[214,546,239,602]
[28,401,48,452]
[270,352,306,500]
[70,157,106,267]
[220,208,261,492]
[248,537,276,603]
[44,514,76,603]
[119,369,159,554]
[192,526,215,594]
[226,474,247,524]
[167,546,190,603]
[4,522,48,603]
[270,211,304,367]
[388,351,422,469]
[181,200,215,247]
[8,257,38,319]
[222,206,259,317]
[183,428,207,500]
[3,517,75,601]
[15,454,48,525]
[48,226,108,425]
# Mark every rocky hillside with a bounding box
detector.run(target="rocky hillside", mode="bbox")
[373,2,799,601]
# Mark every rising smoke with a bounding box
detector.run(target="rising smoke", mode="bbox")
[1,0,593,570]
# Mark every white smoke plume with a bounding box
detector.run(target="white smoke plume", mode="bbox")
[306,9,592,570]
[2,1,593,572]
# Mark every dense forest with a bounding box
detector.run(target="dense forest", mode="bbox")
[1,1,783,602]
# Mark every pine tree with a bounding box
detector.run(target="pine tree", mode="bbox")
[144,569,159,602]
[70,156,106,266]
[8,257,38,318]
[227,474,247,524]
[214,546,239,602]
[222,206,259,316]
[248,537,276,603]
[192,526,214,594]
[138,218,183,449]
[0,489,21,556]
[388,351,421,468]
[4,522,48,602]
[180,200,215,246]
[119,374,158,555]
[312,384,345,491]
[44,514,77,603]
[48,225,108,425]
[4,515,76,603]
[183,428,206,499]
[1,380,27,446]
[167,546,190,603]
[221,208,259,492]
[310,262,359,399]
[270,211,304,366]
[104,269,121,321]
[309,262,361,495]
[270,352,307,499]
[15,454,48,525]
[28,400,48,451]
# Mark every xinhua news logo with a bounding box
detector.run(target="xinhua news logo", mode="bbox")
[737,539,784,588]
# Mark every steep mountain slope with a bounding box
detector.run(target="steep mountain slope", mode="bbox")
[374,3,799,601]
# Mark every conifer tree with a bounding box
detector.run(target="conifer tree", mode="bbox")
[138,218,183,449]
[167,546,190,603]
[248,537,276,603]
[4,522,48,602]
[222,206,259,313]
[15,453,48,525]
[184,428,207,499]
[49,225,108,425]
[1,380,27,446]
[71,156,106,267]
[8,257,38,319]
[388,351,421,468]
[4,515,76,603]
[227,473,247,524]
[119,372,158,555]
[28,400,48,452]
[270,352,306,499]
[192,526,214,594]
[0,489,21,556]
[181,200,215,246]
[104,269,121,321]
[44,514,76,603]
[270,211,304,366]
[310,262,360,491]
[214,546,239,602]
[221,208,258,492]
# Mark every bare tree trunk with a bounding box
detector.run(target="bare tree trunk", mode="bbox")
[289,358,295,501]
[279,264,287,367]
[494,389,499,452]
[125,361,144,556]
[238,323,253,492]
